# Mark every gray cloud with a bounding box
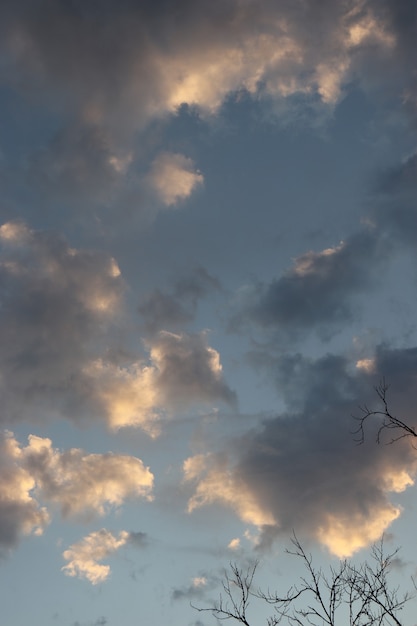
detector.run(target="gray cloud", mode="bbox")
[127,531,149,548]
[172,572,216,602]
[139,267,221,334]
[0,223,234,432]
[0,1,405,134]
[0,0,411,231]
[0,427,153,555]
[231,230,387,340]
[185,344,417,557]
[0,220,125,426]
[147,331,237,410]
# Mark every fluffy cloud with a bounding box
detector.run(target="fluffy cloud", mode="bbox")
[185,345,417,557]
[148,152,203,206]
[62,529,130,584]
[0,220,124,426]
[184,453,275,527]
[0,223,233,433]
[0,0,397,130]
[0,431,153,554]
[20,435,153,520]
[0,431,49,555]
[0,1,407,227]
[86,331,236,433]
[231,230,386,340]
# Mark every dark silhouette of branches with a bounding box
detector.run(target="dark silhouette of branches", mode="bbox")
[352,378,416,445]
[192,561,258,626]
[194,535,413,626]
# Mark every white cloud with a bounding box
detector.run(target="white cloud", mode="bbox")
[0,1,397,135]
[184,453,275,527]
[62,529,129,584]
[0,431,153,555]
[149,152,203,206]
[21,435,154,520]
[228,537,241,550]
[0,431,49,553]
[85,331,236,432]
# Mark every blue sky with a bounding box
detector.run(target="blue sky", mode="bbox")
[1,1,417,625]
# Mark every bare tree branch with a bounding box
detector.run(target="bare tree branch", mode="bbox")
[194,535,413,626]
[352,378,416,445]
[192,561,258,626]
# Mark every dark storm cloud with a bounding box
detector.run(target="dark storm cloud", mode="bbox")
[186,345,417,557]
[231,230,387,340]
[139,267,221,334]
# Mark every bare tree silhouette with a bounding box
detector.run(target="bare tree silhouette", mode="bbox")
[194,535,414,626]
[353,379,416,445]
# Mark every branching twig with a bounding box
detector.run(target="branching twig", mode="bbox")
[194,535,413,626]
[352,378,416,445]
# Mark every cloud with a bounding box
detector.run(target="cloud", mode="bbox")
[0,223,233,433]
[28,124,126,206]
[0,431,49,555]
[62,529,130,584]
[146,331,236,410]
[0,1,407,229]
[231,230,387,340]
[86,331,236,432]
[184,453,275,528]
[27,128,203,224]
[139,267,221,334]
[0,0,398,133]
[172,574,216,602]
[0,430,153,554]
[148,152,203,206]
[20,435,154,520]
[185,345,417,557]
[0,220,124,426]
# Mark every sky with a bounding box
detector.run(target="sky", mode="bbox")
[1,1,417,625]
